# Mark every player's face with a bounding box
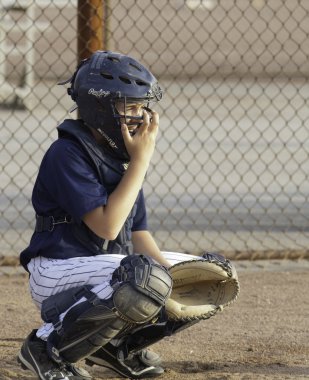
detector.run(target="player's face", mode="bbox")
[115,100,146,134]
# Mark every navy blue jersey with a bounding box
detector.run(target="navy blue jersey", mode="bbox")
[20,134,148,269]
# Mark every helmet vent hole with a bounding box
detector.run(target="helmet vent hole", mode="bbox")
[119,76,131,84]
[107,56,120,63]
[100,71,113,80]
[136,80,147,86]
[129,63,142,71]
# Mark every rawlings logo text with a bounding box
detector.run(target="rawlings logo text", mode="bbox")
[88,88,110,98]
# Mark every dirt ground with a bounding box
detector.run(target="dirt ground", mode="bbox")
[0,261,308,380]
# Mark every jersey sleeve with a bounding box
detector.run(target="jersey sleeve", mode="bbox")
[34,139,108,222]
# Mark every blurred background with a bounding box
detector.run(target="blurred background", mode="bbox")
[1,0,309,268]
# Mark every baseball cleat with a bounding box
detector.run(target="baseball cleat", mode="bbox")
[17,329,92,380]
[85,342,164,379]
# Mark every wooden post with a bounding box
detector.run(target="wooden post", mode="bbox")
[77,0,107,61]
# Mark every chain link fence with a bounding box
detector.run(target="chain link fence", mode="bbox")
[1,0,309,268]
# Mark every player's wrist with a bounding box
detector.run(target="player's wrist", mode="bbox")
[129,156,151,170]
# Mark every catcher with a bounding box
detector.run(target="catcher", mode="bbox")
[18,50,239,380]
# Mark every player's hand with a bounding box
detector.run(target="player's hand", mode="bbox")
[121,108,159,163]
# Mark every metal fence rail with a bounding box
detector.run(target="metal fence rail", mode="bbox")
[1,0,309,264]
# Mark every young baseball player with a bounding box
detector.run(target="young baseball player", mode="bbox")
[17,51,201,380]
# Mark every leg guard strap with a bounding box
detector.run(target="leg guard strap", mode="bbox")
[41,285,97,332]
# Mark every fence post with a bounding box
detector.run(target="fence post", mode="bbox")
[77,0,107,61]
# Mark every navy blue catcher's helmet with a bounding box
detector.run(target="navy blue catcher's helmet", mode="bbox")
[60,50,163,161]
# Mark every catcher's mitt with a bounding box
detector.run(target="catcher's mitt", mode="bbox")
[165,252,239,321]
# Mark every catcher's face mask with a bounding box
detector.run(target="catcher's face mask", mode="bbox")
[114,100,153,136]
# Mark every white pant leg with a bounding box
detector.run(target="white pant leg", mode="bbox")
[27,254,125,340]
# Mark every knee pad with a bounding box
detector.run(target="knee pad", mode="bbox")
[47,255,172,363]
[110,254,172,323]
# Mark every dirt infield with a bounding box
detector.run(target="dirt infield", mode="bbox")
[0,261,308,380]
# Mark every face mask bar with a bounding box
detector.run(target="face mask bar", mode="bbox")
[113,98,152,133]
